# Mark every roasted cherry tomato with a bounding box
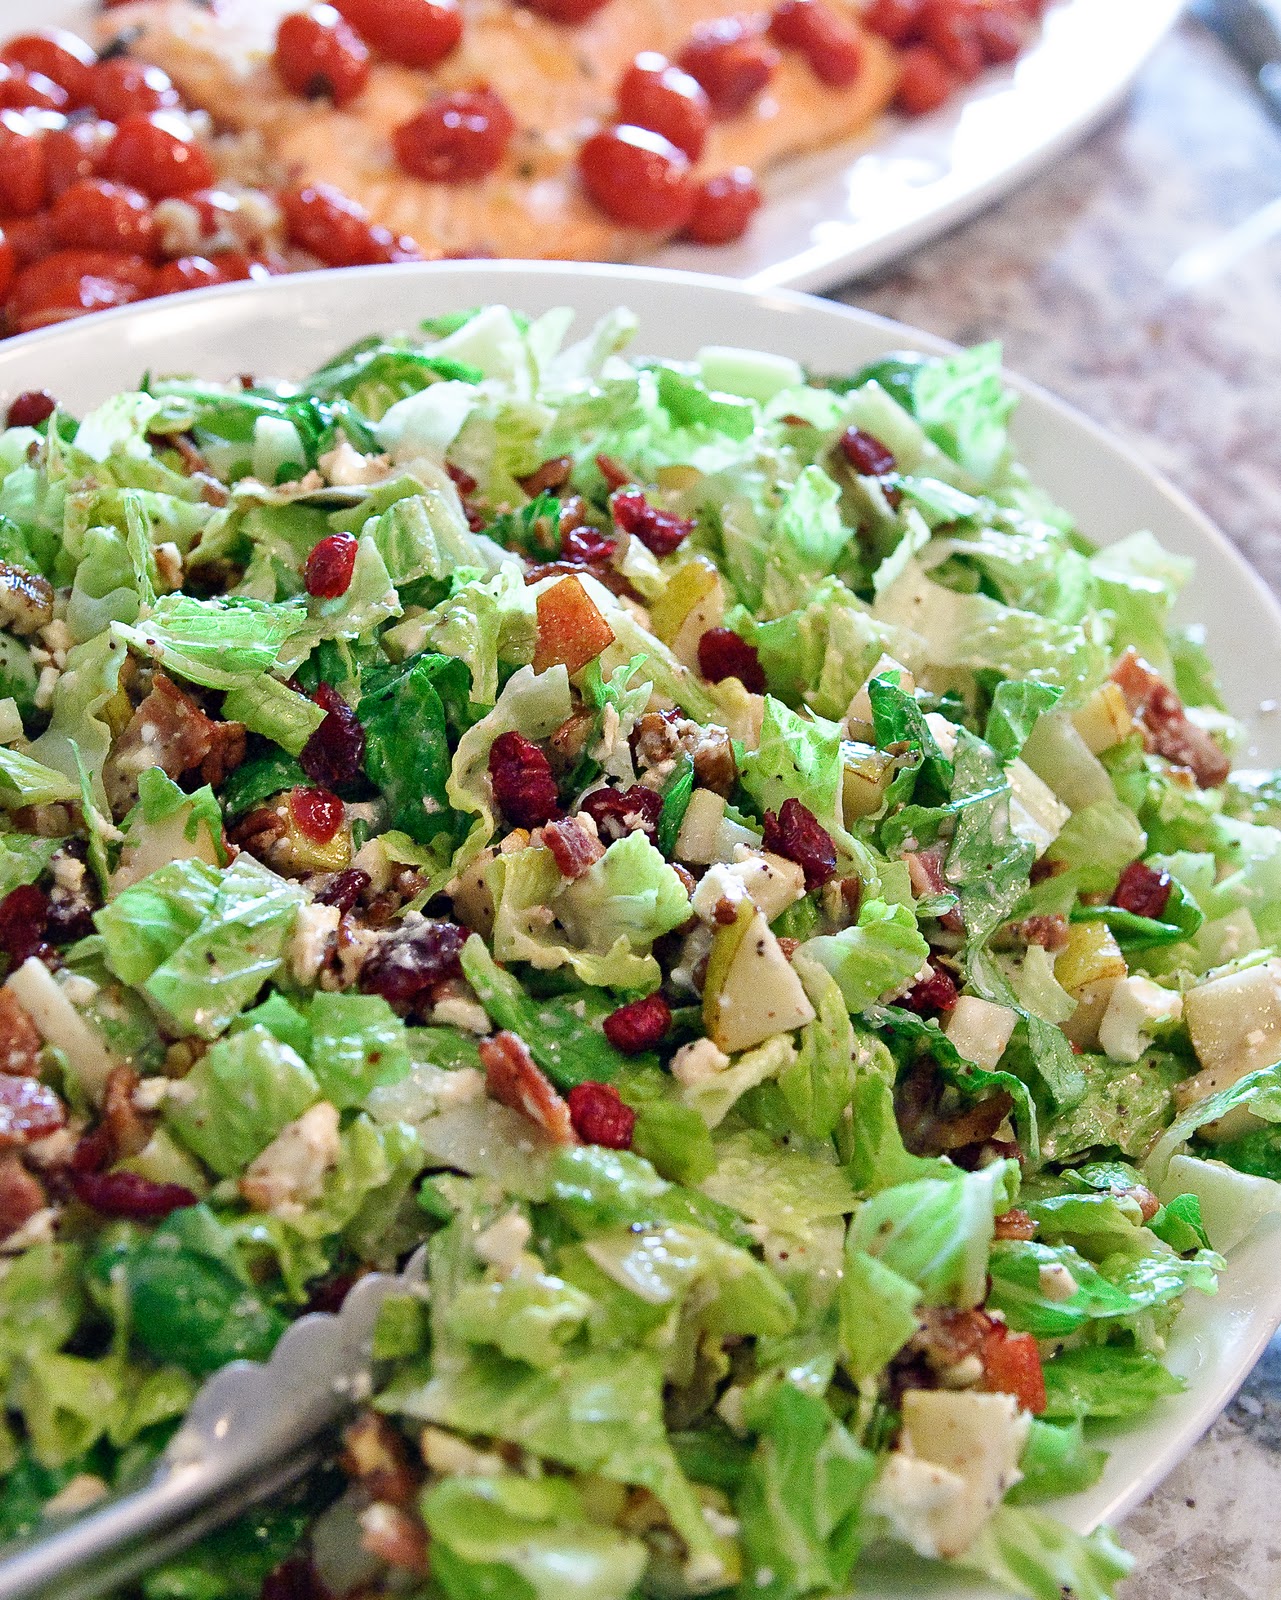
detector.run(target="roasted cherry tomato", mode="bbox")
[393,88,514,183]
[42,120,112,199]
[275,6,370,106]
[331,0,462,69]
[152,252,254,294]
[0,64,68,113]
[894,43,958,113]
[516,0,611,20]
[768,0,863,87]
[51,178,155,257]
[616,53,710,162]
[676,18,779,115]
[0,110,47,216]
[578,124,693,231]
[0,227,13,302]
[861,0,925,43]
[88,57,180,121]
[918,0,985,81]
[280,181,419,265]
[7,248,154,333]
[685,166,761,244]
[2,30,96,106]
[102,112,215,199]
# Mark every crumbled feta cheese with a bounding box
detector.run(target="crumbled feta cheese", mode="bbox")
[670,1036,731,1088]
[51,854,85,894]
[1098,975,1182,1064]
[1038,1261,1078,1302]
[691,851,805,925]
[132,1076,172,1113]
[34,664,61,711]
[287,902,341,985]
[59,972,99,1007]
[427,994,492,1034]
[153,542,184,592]
[473,1208,532,1275]
[318,437,391,486]
[420,1426,507,1478]
[240,1101,341,1217]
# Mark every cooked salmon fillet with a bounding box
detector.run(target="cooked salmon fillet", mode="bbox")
[100,0,898,260]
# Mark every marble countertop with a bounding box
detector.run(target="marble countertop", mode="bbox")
[834,19,1281,1598]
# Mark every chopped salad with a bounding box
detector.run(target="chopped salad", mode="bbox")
[0,304,1279,1600]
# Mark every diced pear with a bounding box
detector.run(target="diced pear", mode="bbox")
[1062,977,1119,1050]
[842,740,896,821]
[703,899,815,1055]
[111,802,222,893]
[671,586,727,670]
[896,1390,1030,1560]
[1097,975,1182,1063]
[1054,921,1127,998]
[650,556,721,645]
[674,788,727,866]
[533,575,615,677]
[691,853,806,924]
[944,995,1017,1070]
[1180,959,1281,1138]
[1071,682,1135,755]
[1006,759,1070,856]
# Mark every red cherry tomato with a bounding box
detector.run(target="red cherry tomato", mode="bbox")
[974,3,1026,63]
[516,0,611,20]
[616,53,709,162]
[392,88,514,184]
[918,0,984,80]
[4,212,54,266]
[51,177,155,257]
[685,166,761,244]
[578,124,693,232]
[0,111,47,216]
[152,252,254,294]
[676,19,779,115]
[861,0,925,43]
[7,248,154,333]
[88,57,180,121]
[768,0,863,87]
[275,6,370,107]
[894,42,958,112]
[2,31,97,106]
[280,181,418,265]
[43,120,112,199]
[330,0,462,68]
[0,227,13,301]
[0,64,69,113]
[102,112,215,199]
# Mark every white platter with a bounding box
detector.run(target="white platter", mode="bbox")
[18,0,1183,293]
[0,260,1277,1595]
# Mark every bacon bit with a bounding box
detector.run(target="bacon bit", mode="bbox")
[0,1075,64,1147]
[894,1058,1013,1158]
[517,455,573,496]
[0,1153,45,1240]
[359,1502,430,1576]
[0,884,50,970]
[1112,860,1172,921]
[0,987,42,1075]
[72,1169,197,1219]
[567,1081,636,1148]
[101,1064,152,1163]
[105,673,244,813]
[1109,647,1230,788]
[912,1306,998,1370]
[542,817,605,879]
[602,993,671,1055]
[993,1207,1037,1241]
[480,1030,576,1144]
[341,1412,420,1507]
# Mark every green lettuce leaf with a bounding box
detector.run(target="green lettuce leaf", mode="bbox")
[801,900,930,1015]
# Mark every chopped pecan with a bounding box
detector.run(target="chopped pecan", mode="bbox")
[0,1153,45,1240]
[101,1065,153,1164]
[0,989,43,1077]
[104,673,245,814]
[1110,647,1230,788]
[517,455,572,496]
[359,1503,430,1576]
[341,1412,420,1508]
[911,1306,998,1372]
[548,710,594,773]
[690,726,737,797]
[480,1030,576,1145]
[894,1058,1014,1159]
[199,717,246,788]
[993,1207,1037,1241]
[0,563,53,636]
[542,818,605,879]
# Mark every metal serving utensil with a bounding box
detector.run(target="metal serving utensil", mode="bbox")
[1191,0,1281,124]
[0,1254,424,1600]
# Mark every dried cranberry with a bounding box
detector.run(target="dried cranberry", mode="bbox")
[445,460,478,494]
[72,1169,197,1219]
[0,885,49,968]
[359,918,467,1010]
[0,1076,64,1146]
[697,626,766,693]
[542,817,604,879]
[317,867,370,914]
[289,786,344,844]
[70,1125,112,1174]
[304,531,359,598]
[488,731,561,828]
[579,784,663,843]
[303,1270,360,1315]
[5,388,55,427]
[609,486,693,557]
[900,964,959,1015]
[1112,860,1173,921]
[560,524,617,564]
[300,682,366,790]
[838,425,896,476]
[762,798,837,889]
[260,1556,329,1600]
[603,992,671,1055]
[567,1080,636,1148]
